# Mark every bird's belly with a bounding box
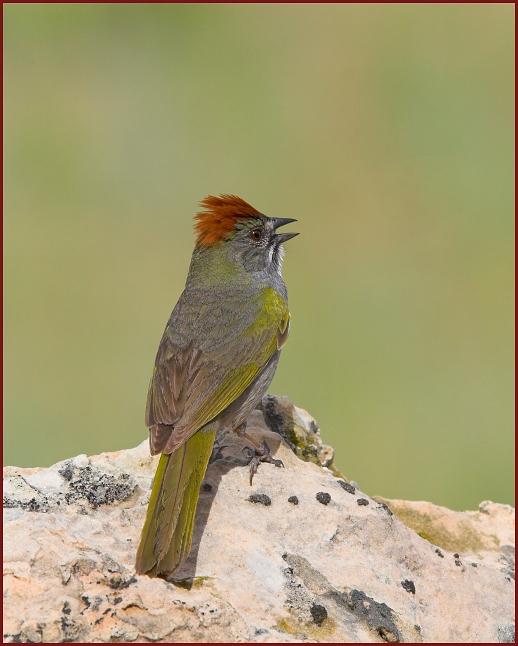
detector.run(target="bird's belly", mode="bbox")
[216,351,280,431]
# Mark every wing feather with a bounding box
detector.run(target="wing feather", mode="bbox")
[146,286,289,454]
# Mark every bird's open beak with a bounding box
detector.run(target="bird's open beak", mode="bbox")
[271,217,299,243]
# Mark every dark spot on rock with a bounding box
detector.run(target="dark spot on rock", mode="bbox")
[81,595,91,609]
[310,603,328,626]
[58,461,74,482]
[414,624,421,633]
[435,548,444,558]
[454,559,462,567]
[377,502,393,515]
[357,498,369,506]
[60,606,76,638]
[63,465,136,508]
[498,544,515,581]
[94,617,104,625]
[453,553,459,558]
[497,624,515,643]
[102,607,112,615]
[248,494,271,506]
[282,553,288,561]
[471,562,478,568]
[3,495,49,513]
[201,483,212,492]
[103,556,120,574]
[401,579,416,594]
[84,595,102,612]
[338,480,356,495]
[316,492,331,505]
[28,498,47,512]
[346,589,400,643]
[288,495,299,505]
[113,597,123,605]
[71,558,97,579]
[108,576,137,590]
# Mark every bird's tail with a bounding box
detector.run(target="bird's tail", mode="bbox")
[135,429,216,577]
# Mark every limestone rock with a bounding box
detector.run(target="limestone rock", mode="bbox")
[3,396,515,643]
[258,395,336,470]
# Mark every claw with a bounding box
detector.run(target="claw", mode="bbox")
[249,457,260,486]
[243,440,284,485]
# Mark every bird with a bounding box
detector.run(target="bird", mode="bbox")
[135,194,298,577]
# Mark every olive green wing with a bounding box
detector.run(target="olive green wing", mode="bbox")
[146,286,290,454]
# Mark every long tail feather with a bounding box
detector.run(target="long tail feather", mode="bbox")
[135,428,216,576]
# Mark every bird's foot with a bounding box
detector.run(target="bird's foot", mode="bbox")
[243,440,284,485]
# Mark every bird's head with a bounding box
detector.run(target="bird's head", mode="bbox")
[194,194,298,275]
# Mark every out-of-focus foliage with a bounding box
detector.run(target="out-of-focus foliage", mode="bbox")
[4,4,514,509]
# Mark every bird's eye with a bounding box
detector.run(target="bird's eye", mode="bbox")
[250,228,262,242]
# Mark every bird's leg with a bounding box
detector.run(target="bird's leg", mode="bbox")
[234,422,284,485]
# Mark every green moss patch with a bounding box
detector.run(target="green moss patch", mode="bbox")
[379,499,499,553]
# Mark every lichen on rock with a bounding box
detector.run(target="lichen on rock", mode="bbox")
[3,396,515,643]
[258,395,337,471]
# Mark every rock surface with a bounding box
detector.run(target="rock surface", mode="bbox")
[3,396,515,643]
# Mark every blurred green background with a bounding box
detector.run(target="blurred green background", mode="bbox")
[4,4,514,510]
